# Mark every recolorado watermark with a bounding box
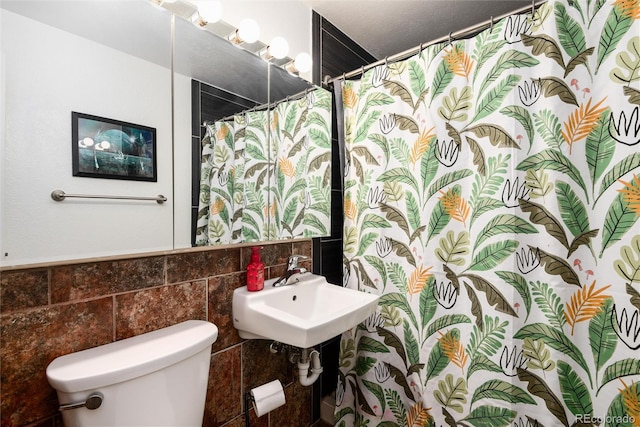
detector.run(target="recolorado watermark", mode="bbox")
[576,414,636,425]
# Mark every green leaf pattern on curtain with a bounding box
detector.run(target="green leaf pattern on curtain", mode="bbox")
[196,87,332,244]
[196,117,249,244]
[336,1,640,426]
[271,88,333,239]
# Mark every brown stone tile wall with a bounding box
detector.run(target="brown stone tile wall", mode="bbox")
[0,240,314,427]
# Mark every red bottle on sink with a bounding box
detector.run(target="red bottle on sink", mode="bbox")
[246,246,265,291]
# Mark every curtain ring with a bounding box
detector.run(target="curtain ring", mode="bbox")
[490,16,494,33]
[361,65,365,76]
[531,0,536,16]
[448,32,453,46]
[342,72,346,81]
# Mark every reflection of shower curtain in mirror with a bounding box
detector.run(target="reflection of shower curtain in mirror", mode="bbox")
[196,87,332,244]
[271,88,333,239]
[335,0,640,426]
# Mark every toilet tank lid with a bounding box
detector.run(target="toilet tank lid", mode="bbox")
[46,320,218,393]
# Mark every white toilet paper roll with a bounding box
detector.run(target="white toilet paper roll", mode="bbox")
[250,379,286,417]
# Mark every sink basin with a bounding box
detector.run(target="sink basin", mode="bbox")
[232,273,379,348]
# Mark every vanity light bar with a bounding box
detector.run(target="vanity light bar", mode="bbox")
[150,0,310,75]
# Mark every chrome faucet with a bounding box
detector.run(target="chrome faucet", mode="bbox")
[273,255,308,287]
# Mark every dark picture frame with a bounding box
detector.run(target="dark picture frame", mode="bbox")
[71,112,157,181]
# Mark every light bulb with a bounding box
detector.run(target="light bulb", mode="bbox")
[294,52,312,73]
[238,18,260,44]
[269,36,289,59]
[197,1,222,24]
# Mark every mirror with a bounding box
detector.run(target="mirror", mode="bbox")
[194,83,333,245]
[1,1,174,266]
[1,0,326,267]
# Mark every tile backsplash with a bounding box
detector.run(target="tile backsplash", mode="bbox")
[0,240,314,427]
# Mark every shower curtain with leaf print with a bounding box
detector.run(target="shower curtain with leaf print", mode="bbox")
[271,88,333,239]
[196,87,332,244]
[335,0,640,426]
[196,112,264,244]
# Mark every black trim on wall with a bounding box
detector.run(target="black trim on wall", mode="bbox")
[314,13,377,84]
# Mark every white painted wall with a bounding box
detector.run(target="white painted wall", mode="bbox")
[0,1,313,266]
[1,50,6,265]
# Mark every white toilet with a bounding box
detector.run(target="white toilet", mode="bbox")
[46,320,218,427]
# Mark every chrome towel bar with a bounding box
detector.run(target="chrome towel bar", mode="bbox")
[51,190,167,204]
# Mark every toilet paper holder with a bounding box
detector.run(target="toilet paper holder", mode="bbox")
[244,379,286,426]
[243,392,253,427]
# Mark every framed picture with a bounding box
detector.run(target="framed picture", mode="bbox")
[72,112,157,181]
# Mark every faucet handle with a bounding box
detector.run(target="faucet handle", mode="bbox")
[288,255,308,269]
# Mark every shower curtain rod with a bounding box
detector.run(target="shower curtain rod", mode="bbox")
[211,87,312,124]
[324,0,548,85]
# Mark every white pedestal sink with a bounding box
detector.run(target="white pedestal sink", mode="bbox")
[232,273,379,348]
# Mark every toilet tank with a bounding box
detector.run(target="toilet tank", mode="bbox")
[46,320,218,427]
